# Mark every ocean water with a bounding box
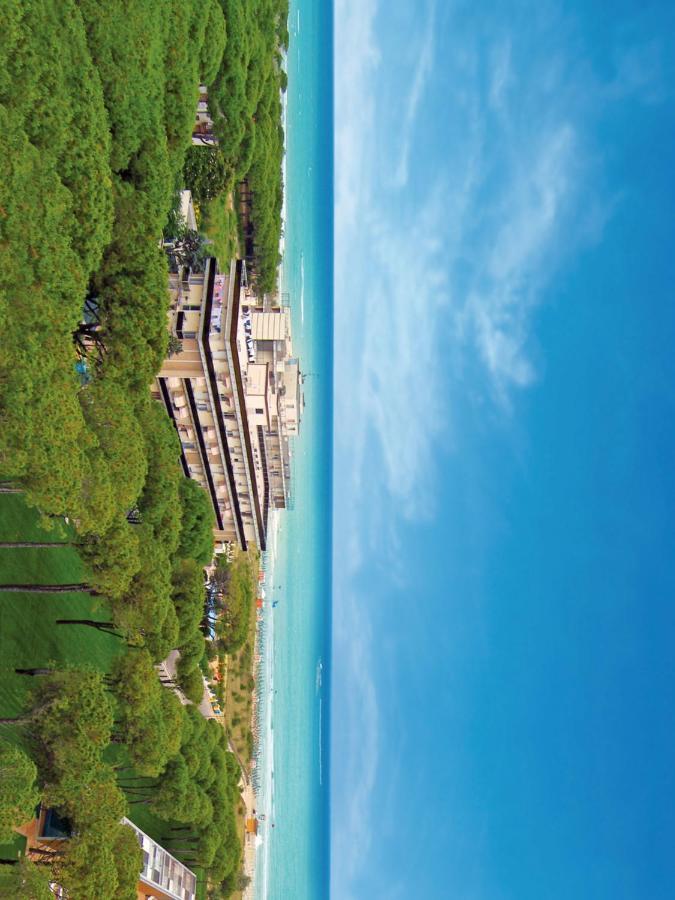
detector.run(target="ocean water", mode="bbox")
[254,1,333,898]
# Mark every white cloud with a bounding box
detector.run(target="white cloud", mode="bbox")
[392,1,437,187]
[356,190,449,518]
[468,123,577,399]
[335,0,380,236]
[489,38,512,110]
[331,588,379,892]
[336,51,581,517]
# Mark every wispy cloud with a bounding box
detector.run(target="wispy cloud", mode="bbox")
[337,28,582,520]
[489,37,512,111]
[393,1,437,187]
[357,188,450,518]
[335,0,379,235]
[467,122,577,400]
[331,589,379,890]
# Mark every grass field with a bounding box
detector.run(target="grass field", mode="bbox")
[202,193,240,267]
[0,831,27,865]
[0,832,28,892]
[0,493,77,544]
[0,494,124,730]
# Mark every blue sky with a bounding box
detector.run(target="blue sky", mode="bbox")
[332,1,675,897]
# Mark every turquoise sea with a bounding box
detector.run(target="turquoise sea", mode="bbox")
[254,1,333,898]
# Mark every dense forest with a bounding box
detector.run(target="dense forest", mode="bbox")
[0,0,279,896]
[0,0,226,528]
[184,0,289,295]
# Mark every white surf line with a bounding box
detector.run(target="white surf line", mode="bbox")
[255,511,281,900]
[318,697,323,787]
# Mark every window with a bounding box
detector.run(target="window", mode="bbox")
[255,408,264,415]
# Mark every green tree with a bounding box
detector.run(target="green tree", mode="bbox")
[183,146,230,202]
[23,667,115,822]
[0,1,116,519]
[177,663,204,705]
[173,558,207,643]
[0,856,53,900]
[79,378,148,516]
[111,649,180,774]
[111,822,144,900]
[178,478,215,564]
[168,228,210,273]
[79,518,141,599]
[120,678,183,777]
[54,825,119,899]
[45,763,127,832]
[149,755,189,820]
[215,554,254,653]
[113,525,174,653]
[137,401,183,551]
[0,743,39,842]
[200,0,227,84]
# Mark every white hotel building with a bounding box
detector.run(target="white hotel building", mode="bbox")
[153,255,302,552]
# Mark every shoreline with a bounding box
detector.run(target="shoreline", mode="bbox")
[237,512,281,900]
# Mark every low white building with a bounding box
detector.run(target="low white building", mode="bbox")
[122,817,197,900]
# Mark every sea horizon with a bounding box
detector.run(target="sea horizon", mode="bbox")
[254,0,333,896]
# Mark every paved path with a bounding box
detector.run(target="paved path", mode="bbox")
[158,649,217,718]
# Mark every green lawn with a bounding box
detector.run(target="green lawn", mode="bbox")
[0,833,28,892]
[0,494,124,726]
[0,831,27,863]
[0,493,76,544]
[202,193,240,267]
[0,547,85,585]
[0,493,84,585]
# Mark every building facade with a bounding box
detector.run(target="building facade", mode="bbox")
[154,253,302,552]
